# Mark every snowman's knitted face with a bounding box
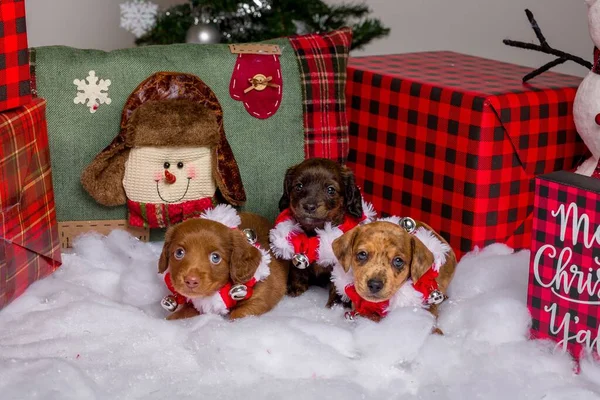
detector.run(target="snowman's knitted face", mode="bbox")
[122,147,216,204]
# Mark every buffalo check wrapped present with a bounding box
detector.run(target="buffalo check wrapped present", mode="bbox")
[528,170,600,361]
[0,0,32,112]
[346,51,586,260]
[1,98,61,309]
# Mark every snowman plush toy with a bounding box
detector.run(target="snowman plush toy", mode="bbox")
[574,0,600,177]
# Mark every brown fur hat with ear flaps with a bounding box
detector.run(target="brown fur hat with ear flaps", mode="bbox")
[81,72,246,207]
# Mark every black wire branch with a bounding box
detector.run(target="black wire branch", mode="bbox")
[503,9,592,82]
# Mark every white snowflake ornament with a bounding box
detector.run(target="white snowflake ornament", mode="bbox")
[73,71,112,114]
[120,0,159,38]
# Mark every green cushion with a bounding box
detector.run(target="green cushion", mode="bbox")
[32,40,305,224]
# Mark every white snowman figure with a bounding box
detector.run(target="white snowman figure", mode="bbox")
[573,0,600,177]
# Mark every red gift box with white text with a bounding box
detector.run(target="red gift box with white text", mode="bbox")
[528,170,600,360]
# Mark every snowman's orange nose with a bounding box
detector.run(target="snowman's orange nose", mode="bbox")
[595,113,600,126]
[164,170,177,184]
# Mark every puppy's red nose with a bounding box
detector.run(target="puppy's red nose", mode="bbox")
[184,276,199,289]
[164,170,177,184]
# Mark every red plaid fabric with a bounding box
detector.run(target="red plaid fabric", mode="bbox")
[346,52,586,260]
[1,98,61,309]
[528,171,600,361]
[0,0,31,112]
[289,27,352,163]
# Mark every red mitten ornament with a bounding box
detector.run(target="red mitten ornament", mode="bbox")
[229,44,283,119]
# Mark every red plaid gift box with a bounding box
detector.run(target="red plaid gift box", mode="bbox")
[0,0,32,112]
[346,51,586,260]
[1,98,61,309]
[528,170,600,360]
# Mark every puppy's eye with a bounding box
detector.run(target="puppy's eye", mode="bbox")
[356,251,368,262]
[210,252,222,265]
[173,248,185,260]
[295,183,303,192]
[177,161,184,169]
[392,257,405,269]
[164,162,171,169]
[326,186,336,196]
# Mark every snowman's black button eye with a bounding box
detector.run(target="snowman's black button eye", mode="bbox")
[164,162,170,169]
[177,162,184,169]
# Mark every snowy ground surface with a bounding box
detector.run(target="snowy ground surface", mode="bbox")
[1,230,599,400]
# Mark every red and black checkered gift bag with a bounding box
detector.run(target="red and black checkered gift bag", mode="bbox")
[346,51,587,260]
[0,0,31,112]
[1,98,61,310]
[528,171,600,361]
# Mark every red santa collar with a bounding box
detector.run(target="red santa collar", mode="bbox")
[269,199,377,268]
[331,217,451,320]
[160,204,271,316]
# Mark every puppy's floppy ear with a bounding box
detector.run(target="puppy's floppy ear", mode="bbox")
[332,227,359,272]
[158,226,176,274]
[229,230,262,284]
[409,236,435,283]
[278,165,297,211]
[341,166,363,219]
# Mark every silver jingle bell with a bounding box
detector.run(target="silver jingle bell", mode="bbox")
[399,217,417,234]
[242,228,258,245]
[427,289,446,305]
[161,295,178,312]
[291,253,309,270]
[229,284,248,301]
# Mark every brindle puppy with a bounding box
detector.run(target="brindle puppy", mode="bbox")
[278,158,363,306]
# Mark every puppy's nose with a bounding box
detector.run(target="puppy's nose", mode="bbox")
[367,278,384,294]
[184,276,199,289]
[303,202,317,213]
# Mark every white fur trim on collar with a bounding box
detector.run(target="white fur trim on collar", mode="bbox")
[253,246,272,281]
[387,280,425,311]
[191,293,229,315]
[362,199,377,222]
[377,216,401,225]
[269,219,303,259]
[331,261,353,302]
[315,222,344,266]
[200,204,241,229]
[413,227,450,271]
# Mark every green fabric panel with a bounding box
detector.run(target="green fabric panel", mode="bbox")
[33,40,304,225]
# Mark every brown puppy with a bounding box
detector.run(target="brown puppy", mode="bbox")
[331,221,457,325]
[277,158,363,306]
[158,212,288,320]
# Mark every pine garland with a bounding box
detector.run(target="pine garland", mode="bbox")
[135,0,390,50]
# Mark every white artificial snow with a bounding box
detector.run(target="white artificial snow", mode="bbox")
[120,0,159,38]
[73,71,112,113]
[0,232,599,400]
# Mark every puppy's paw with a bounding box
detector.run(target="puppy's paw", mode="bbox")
[287,282,309,297]
[325,290,345,308]
[165,304,200,320]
